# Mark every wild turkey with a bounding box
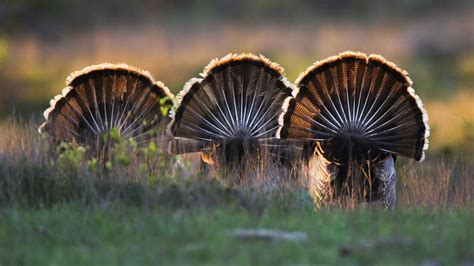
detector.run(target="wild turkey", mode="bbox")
[277,51,430,208]
[39,63,174,156]
[168,53,298,184]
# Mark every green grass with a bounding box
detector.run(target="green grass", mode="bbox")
[0,120,473,265]
[1,204,473,265]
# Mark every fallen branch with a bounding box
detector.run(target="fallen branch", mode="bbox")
[227,228,308,243]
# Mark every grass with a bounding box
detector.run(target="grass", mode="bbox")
[0,118,473,264]
[1,205,473,265]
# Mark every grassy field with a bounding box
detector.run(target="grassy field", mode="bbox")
[0,120,473,265]
[1,204,474,265]
[0,1,473,265]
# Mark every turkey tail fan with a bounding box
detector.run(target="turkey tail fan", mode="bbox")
[277,51,429,163]
[168,53,297,166]
[39,63,174,152]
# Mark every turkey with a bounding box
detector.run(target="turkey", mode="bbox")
[168,53,299,184]
[277,51,429,208]
[39,63,174,156]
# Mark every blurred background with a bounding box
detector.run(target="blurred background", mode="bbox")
[0,0,472,156]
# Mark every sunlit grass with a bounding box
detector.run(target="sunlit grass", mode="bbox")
[0,118,472,209]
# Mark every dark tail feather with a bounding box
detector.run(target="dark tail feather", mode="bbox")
[168,53,297,163]
[277,51,429,162]
[39,63,174,151]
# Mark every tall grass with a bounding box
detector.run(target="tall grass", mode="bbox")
[0,117,472,210]
[0,118,309,210]
[398,156,473,209]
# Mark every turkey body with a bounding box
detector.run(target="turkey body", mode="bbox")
[278,51,429,208]
[39,63,174,158]
[168,53,300,185]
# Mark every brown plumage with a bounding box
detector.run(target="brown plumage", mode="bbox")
[277,51,430,208]
[39,63,173,152]
[168,53,298,183]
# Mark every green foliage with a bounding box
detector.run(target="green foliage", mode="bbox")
[109,127,121,142]
[159,96,172,117]
[87,158,98,171]
[56,142,86,169]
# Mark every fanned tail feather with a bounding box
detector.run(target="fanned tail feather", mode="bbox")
[39,63,174,151]
[168,53,297,165]
[277,51,429,162]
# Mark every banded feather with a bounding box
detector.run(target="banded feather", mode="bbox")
[277,51,429,163]
[168,53,297,168]
[277,51,429,208]
[39,63,173,151]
